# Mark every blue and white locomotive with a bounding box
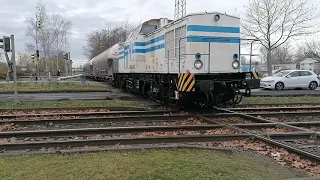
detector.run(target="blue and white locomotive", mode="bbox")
[83,11,256,107]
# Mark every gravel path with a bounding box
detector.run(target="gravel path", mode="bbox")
[0,118,209,132]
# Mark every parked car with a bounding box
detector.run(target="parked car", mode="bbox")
[260,70,319,90]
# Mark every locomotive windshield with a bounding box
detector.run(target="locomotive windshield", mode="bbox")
[140,25,157,35]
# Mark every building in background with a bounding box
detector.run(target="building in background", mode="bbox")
[256,64,297,73]
[240,65,257,72]
[300,58,320,74]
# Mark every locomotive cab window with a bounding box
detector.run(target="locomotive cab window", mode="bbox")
[140,25,157,35]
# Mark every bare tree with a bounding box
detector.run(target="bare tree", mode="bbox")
[241,0,319,75]
[83,20,135,59]
[260,43,294,64]
[25,1,72,74]
[0,61,7,80]
[295,39,320,62]
[0,51,3,62]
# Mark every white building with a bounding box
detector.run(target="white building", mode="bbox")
[300,58,320,74]
[256,64,297,72]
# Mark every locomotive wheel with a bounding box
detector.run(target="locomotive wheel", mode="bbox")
[215,94,225,108]
[234,89,243,104]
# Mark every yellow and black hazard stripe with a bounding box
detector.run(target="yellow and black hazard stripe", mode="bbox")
[252,71,259,79]
[177,73,195,92]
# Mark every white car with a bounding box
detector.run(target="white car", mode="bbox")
[260,70,319,90]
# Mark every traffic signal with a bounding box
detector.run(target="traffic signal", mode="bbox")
[0,36,11,52]
[36,50,39,58]
[19,53,22,59]
[31,53,38,66]
[63,53,68,60]
[37,20,41,29]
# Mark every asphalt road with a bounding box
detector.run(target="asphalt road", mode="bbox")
[0,92,137,103]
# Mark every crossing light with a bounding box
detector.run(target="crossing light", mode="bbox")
[0,36,11,52]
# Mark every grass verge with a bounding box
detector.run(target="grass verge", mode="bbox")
[0,82,109,93]
[0,100,148,109]
[242,96,320,104]
[0,149,309,180]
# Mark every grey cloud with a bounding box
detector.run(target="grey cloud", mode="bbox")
[3,0,318,65]
[0,0,263,63]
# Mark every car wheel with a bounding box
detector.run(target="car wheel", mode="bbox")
[309,81,318,90]
[275,82,284,90]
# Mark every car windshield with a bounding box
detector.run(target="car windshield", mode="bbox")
[274,70,291,77]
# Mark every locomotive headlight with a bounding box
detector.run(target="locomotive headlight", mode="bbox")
[194,60,203,69]
[232,60,239,69]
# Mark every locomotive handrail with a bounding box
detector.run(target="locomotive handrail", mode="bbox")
[202,37,261,72]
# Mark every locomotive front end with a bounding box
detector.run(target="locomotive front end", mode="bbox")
[175,12,250,107]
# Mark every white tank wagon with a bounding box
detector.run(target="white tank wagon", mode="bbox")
[89,44,121,81]
[83,60,91,75]
[84,12,258,108]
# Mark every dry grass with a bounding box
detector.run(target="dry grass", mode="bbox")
[0,100,147,109]
[0,149,310,180]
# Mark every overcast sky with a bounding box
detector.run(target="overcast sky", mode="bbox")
[0,0,319,67]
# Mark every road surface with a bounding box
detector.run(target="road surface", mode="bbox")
[0,92,136,103]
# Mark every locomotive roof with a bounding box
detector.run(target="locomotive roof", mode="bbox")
[128,11,240,37]
[140,11,239,26]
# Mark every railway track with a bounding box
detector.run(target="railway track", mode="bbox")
[0,110,179,120]
[0,105,319,174]
[212,108,320,160]
[227,106,320,113]
[237,103,320,108]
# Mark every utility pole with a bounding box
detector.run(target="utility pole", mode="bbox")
[68,52,72,75]
[35,14,40,81]
[56,33,59,75]
[11,35,18,103]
